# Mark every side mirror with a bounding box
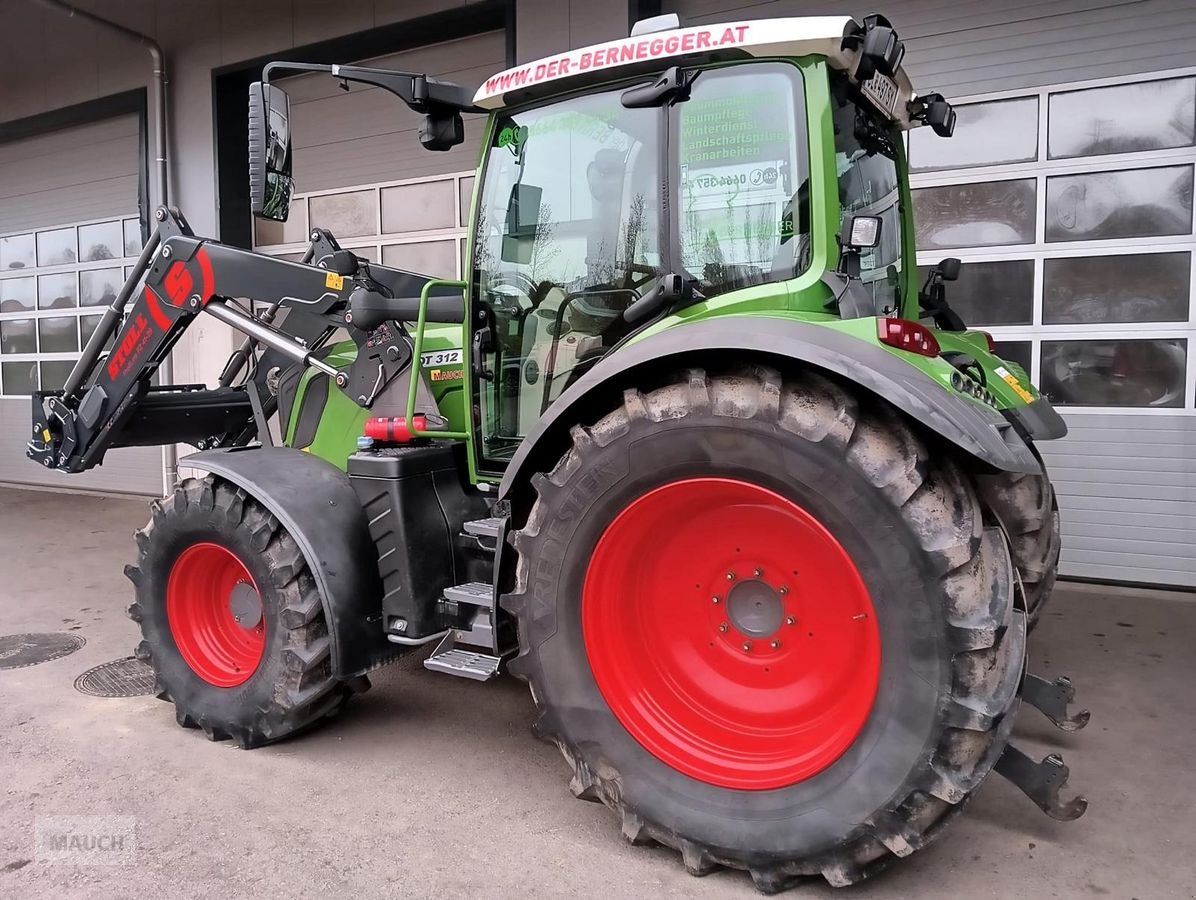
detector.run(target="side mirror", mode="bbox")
[937,257,961,281]
[501,183,544,264]
[248,82,294,221]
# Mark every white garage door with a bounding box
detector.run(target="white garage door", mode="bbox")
[908,72,1196,587]
[0,116,162,495]
[254,30,503,275]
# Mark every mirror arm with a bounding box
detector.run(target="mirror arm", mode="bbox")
[262,61,482,115]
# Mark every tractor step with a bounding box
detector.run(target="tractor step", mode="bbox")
[423,634,502,682]
[444,581,494,609]
[462,517,504,539]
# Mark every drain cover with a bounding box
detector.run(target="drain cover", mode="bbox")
[74,657,156,698]
[0,633,86,670]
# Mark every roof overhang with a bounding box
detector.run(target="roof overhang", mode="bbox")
[474,17,917,127]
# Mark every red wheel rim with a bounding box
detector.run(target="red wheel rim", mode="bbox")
[166,542,265,688]
[582,478,880,791]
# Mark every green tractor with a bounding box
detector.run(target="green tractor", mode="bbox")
[29,12,1088,891]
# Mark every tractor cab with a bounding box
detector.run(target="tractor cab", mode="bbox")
[463,14,953,465]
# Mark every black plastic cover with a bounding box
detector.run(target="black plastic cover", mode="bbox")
[348,444,489,638]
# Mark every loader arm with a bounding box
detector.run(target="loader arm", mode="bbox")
[26,207,445,474]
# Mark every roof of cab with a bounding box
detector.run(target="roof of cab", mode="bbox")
[473,16,916,125]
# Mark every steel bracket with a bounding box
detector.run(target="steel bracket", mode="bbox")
[1022,673,1090,732]
[995,745,1088,821]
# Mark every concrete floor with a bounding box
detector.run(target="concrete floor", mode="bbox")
[0,486,1192,899]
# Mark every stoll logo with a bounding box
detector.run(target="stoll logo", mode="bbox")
[34,816,136,866]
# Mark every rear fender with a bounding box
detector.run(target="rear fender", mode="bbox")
[498,317,1045,507]
[183,446,390,678]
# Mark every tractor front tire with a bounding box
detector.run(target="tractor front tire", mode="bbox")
[126,476,365,748]
[504,366,1025,890]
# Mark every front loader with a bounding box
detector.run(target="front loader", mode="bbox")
[29,13,1089,891]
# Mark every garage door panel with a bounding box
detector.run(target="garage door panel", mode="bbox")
[0,114,158,494]
[0,116,136,164]
[1064,547,1196,575]
[0,180,139,236]
[0,140,139,203]
[1046,440,1195,460]
[1051,480,1193,503]
[1059,493,1196,519]
[0,116,140,234]
[1071,521,1196,545]
[1047,465,1196,485]
[1059,561,1195,585]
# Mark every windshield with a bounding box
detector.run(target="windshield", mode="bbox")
[472,87,661,460]
[831,74,905,315]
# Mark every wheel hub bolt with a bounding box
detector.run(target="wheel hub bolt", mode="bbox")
[754,568,763,577]
[712,596,721,604]
[770,640,781,649]
[779,586,789,596]
[726,572,735,581]
[742,642,752,652]
[786,616,796,626]
[719,623,729,633]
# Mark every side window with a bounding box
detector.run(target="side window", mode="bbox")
[678,64,810,298]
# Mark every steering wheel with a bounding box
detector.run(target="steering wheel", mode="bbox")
[484,271,539,314]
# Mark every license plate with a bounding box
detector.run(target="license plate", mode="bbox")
[861,72,900,120]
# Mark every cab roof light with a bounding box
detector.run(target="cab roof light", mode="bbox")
[877,318,941,357]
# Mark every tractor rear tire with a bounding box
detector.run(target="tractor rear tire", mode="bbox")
[125,476,365,748]
[504,366,1025,891]
[978,460,1061,629]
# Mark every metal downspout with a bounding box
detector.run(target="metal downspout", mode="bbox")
[34,0,178,491]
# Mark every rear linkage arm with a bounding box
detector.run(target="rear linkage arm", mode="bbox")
[28,207,354,474]
[994,671,1090,821]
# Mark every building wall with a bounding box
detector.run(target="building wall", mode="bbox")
[664,0,1196,96]
[0,0,626,494]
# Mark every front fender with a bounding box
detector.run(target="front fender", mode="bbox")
[184,446,389,679]
[499,317,1043,503]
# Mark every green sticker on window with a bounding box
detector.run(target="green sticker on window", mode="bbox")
[497,124,529,155]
